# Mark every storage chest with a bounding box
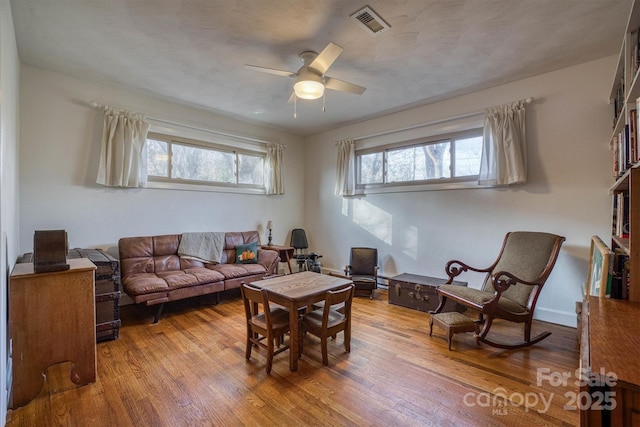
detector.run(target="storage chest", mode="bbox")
[18,248,121,342]
[388,273,467,313]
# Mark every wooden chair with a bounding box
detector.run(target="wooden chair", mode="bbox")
[300,284,354,365]
[431,231,565,350]
[344,247,378,299]
[240,282,291,374]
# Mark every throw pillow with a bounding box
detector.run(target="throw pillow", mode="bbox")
[236,242,258,264]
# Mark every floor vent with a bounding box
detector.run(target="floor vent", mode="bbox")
[350,6,390,36]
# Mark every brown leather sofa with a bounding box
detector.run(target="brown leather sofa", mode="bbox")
[119,231,279,322]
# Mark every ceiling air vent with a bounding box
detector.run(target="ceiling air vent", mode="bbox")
[350,6,390,36]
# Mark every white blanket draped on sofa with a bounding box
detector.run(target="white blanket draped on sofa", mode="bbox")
[178,232,226,264]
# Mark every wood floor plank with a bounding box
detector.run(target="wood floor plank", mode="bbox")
[7,289,580,426]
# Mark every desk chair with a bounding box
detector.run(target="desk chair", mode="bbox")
[290,229,322,272]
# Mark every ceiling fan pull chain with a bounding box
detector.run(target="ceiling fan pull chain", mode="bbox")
[323,91,326,112]
[294,95,297,119]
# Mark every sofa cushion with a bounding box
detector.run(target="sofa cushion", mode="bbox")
[240,263,269,275]
[122,273,168,295]
[235,242,258,264]
[156,270,202,290]
[183,267,225,284]
[208,263,251,279]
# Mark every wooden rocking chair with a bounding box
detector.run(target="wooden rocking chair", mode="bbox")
[431,231,565,350]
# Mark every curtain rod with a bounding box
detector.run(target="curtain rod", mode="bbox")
[88,101,279,146]
[352,97,533,141]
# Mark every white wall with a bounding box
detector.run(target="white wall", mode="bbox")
[18,66,305,258]
[17,53,615,331]
[1,0,20,420]
[304,56,616,327]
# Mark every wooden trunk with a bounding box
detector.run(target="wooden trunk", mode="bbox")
[388,273,467,313]
[19,248,121,342]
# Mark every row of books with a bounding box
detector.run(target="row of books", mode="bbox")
[612,102,640,177]
[631,29,640,86]
[612,193,630,238]
[612,122,632,176]
[613,80,625,128]
[614,29,640,126]
[610,249,630,300]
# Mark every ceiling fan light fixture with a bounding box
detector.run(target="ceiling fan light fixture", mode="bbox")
[294,73,325,99]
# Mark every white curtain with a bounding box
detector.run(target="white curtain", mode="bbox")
[335,139,356,196]
[96,107,150,187]
[265,143,285,195]
[478,100,527,186]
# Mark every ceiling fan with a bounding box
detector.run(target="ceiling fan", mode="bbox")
[245,42,366,105]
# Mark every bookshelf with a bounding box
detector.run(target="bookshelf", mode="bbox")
[608,0,640,303]
[609,167,640,301]
[580,1,640,426]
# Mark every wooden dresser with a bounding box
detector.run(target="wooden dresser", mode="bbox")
[581,296,640,425]
[9,258,97,408]
[19,248,121,342]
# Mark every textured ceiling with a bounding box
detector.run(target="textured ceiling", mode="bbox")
[11,0,632,136]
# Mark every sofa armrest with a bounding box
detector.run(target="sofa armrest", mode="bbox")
[258,248,280,274]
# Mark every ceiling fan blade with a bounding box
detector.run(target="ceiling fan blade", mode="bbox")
[245,64,296,78]
[308,42,343,75]
[287,92,296,104]
[325,77,366,95]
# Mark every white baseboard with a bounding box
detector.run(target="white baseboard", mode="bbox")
[534,307,577,328]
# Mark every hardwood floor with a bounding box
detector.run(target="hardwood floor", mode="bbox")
[7,289,580,426]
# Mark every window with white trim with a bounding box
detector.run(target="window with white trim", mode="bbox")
[146,132,265,190]
[356,129,483,189]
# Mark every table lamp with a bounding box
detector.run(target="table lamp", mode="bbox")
[266,220,273,246]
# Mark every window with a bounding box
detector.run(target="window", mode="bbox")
[356,129,483,190]
[146,132,265,190]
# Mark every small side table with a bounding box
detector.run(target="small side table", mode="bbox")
[261,245,294,274]
[429,312,478,351]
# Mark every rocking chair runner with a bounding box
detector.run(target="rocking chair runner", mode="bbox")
[431,231,565,350]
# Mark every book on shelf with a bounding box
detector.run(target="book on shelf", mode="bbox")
[614,79,625,128]
[632,29,640,79]
[612,194,618,237]
[613,193,630,238]
[630,108,638,164]
[613,134,619,177]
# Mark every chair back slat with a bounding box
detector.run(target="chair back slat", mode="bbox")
[241,282,272,323]
[322,285,354,323]
[326,285,354,307]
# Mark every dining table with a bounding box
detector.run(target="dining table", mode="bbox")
[250,271,353,371]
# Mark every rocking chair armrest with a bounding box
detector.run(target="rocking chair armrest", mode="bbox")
[445,259,493,282]
[481,271,539,313]
[489,270,540,293]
